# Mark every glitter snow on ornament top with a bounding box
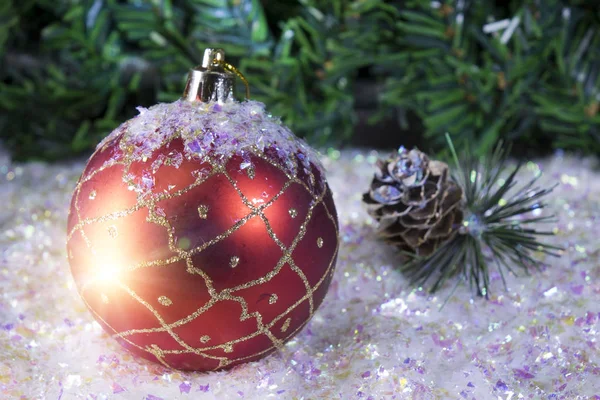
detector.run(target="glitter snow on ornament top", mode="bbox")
[97,99,325,192]
[67,49,339,371]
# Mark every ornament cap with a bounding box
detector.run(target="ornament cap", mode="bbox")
[183,48,236,103]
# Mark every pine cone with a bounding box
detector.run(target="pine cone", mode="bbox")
[363,147,464,256]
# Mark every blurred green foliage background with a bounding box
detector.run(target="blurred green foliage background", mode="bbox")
[1,0,599,161]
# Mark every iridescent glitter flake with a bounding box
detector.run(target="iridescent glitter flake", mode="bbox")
[177,237,191,250]
[269,294,278,304]
[158,296,173,306]
[240,161,256,180]
[317,237,324,248]
[197,204,209,219]
[107,225,118,238]
[289,208,298,218]
[229,256,240,268]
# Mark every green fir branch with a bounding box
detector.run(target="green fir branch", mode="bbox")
[1,0,600,160]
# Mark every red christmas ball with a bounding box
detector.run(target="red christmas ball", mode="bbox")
[66,100,338,371]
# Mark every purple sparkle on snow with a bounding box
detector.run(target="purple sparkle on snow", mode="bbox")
[570,284,584,295]
[361,371,371,378]
[179,382,191,394]
[586,311,598,325]
[513,368,535,380]
[112,383,125,394]
[432,333,455,348]
[496,380,508,391]
[197,384,210,392]
[558,383,567,391]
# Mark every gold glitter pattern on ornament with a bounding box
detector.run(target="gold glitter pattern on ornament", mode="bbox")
[289,208,298,218]
[317,237,324,248]
[229,256,240,268]
[158,296,172,306]
[107,225,118,238]
[269,294,278,304]
[197,204,209,219]
[89,190,97,200]
[247,167,255,180]
[68,131,339,371]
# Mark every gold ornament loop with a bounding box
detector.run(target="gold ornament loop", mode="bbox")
[221,62,250,100]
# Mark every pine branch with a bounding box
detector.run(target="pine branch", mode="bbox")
[1,0,600,160]
[380,0,600,155]
[399,136,562,297]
